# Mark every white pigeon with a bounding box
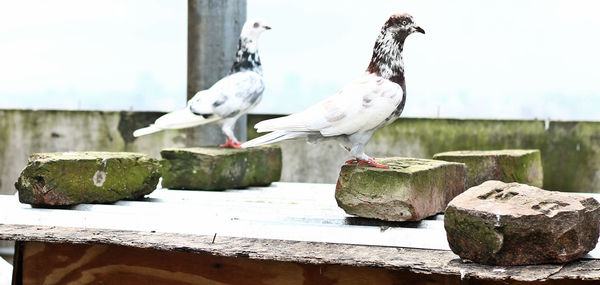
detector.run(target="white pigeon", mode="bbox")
[133,19,271,149]
[242,14,424,168]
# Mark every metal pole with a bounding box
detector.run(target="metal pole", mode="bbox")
[186,0,247,146]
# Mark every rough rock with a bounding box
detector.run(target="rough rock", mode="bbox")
[335,157,466,221]
[433,149,543,189]
[444,180,600,266]
[15,152,161,207]
[160,146,281,190]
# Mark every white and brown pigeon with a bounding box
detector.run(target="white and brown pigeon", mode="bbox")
[242,14,424,168]
[133,19,271,148]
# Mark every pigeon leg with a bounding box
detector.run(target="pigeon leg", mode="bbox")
[345,158,359,164]
[357,158,389,169]
[219,117,243,149]
[220,137,243,149]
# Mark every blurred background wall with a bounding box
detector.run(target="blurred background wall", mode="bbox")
[1,110,598,195]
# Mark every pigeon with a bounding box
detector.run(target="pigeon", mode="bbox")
[133,19,271,149]
[242,14,424,168]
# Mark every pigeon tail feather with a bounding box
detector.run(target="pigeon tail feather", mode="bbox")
[242,130,310,148]
[154,108,217,129]
[133,125,162,137]
[254,114,311,133]
[133,108,218,137]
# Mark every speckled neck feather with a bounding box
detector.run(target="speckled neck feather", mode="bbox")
[366,24,409,89]
[230,37,262,75]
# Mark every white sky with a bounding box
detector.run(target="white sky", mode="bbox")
[1,0,600,120]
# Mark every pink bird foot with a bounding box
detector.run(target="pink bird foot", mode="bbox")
[345,158,389,168]
[358,158,389,168]
[220,137,243,149]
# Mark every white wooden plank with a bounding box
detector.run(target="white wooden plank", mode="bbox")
[1,183,599,257]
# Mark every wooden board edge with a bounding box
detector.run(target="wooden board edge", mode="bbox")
[1,224,600,282]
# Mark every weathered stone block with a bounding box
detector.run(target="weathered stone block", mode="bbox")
[15,152,161,207]
[433,149,543,189]
[445,180,600,266]
[335,158,466,221]
[160,146,281,190]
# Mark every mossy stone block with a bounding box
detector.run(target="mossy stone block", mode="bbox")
[433,149,543,189]
[335,157,466,221]
[160,146,282,190]
[15,152,161,207]
[444,180,600,265]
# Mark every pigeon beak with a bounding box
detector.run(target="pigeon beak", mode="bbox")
[263,25,272,30]
[414,26,425,34]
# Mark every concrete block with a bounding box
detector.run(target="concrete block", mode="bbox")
[445,180,600,265]
[433,149,543,189]
[15,152,161,207]
[160,146,281,190]
[335,157,466,221]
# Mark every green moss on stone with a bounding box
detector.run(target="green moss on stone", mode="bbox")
[15,152,161,206]
[433,150,543,189]
[444,208,504,259]
[160,146,282,190]
[335,157,466,221]
[444,181,600,265]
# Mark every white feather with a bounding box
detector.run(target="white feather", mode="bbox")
[247,73,403,162]
[241,130,311,148]
[254,73,402,136]
[133,72,264,137]
[190,71,264,118]
[133,108,218,137]
[155,108,214,129]
[133,125,161,137]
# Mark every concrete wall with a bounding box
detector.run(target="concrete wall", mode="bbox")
[1,109,599,195]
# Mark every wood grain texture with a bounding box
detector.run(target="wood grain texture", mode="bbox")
[20,241,461,285]
[2,225,600,283]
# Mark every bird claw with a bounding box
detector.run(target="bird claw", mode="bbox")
[361,159,389,168]
[347,158,389,168]
[220,137,243,149]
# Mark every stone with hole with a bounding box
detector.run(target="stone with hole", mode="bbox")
[444,180,600,265]
[15,152,161,207]
[335,157,466,221]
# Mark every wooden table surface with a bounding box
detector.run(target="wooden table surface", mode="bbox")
[1,182,600,282]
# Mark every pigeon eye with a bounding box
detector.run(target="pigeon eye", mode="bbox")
[253,22,260,28]
[402,20,407,25]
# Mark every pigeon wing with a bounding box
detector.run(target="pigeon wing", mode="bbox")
[255,73,403,136]
[189,71,264,119]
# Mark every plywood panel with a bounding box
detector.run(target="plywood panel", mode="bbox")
[20,242,460,285]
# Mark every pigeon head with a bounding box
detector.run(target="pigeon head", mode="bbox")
[366,14,424,85]
[241,19,272,40]
[231,19,271,75]
[383,13,425,42]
